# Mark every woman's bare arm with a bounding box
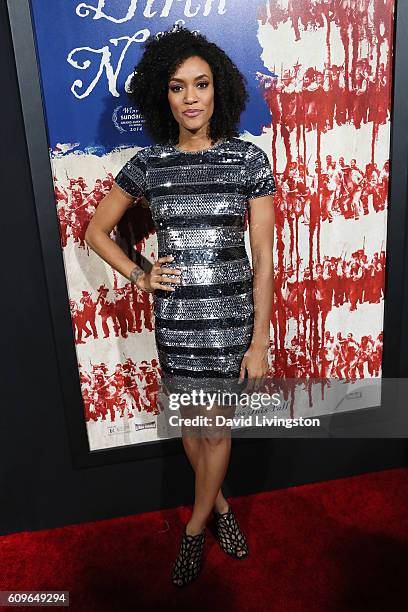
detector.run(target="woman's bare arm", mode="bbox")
[84,183,181,291]
[247,194,275,350]
[85,183,142,280]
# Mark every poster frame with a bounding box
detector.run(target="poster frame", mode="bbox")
[6,0,408,468]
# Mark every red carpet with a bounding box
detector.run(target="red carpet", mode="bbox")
[1,468,407,611]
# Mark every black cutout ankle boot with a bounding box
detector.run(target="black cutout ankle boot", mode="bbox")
[213,505,249,560]
[171,525,206,587]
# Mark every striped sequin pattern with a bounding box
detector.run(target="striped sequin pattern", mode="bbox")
[114,137,277,379]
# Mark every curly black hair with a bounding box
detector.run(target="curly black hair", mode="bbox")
[127,25,249,144]
[116,26,249,261]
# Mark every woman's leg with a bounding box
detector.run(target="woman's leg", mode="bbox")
[185,436,232,535]
[182,401,235,536]
[182,435,229,515]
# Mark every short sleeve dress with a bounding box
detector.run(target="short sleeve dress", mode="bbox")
[114,136,276,387]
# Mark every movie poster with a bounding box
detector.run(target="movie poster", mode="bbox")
[29,0,394,449]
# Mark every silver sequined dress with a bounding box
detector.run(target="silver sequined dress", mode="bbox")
[114,136,276,383]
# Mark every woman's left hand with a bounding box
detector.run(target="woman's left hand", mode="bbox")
[238,343,269,394]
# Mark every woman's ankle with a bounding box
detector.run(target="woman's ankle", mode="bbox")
[213,498,229,515]
[185,520,206,536]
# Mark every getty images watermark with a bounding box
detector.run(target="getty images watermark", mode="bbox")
[164,389,321,429]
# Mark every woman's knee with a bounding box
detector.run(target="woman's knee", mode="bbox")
[200,431,231,448]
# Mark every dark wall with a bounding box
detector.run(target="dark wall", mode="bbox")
[1,2,407,536]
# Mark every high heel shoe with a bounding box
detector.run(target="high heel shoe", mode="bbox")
[171,525,206,587]
[213,504,249,560]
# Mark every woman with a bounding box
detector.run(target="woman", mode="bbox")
[85,25,276,587]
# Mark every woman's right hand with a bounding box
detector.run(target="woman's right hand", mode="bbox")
[136,255,181,293]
